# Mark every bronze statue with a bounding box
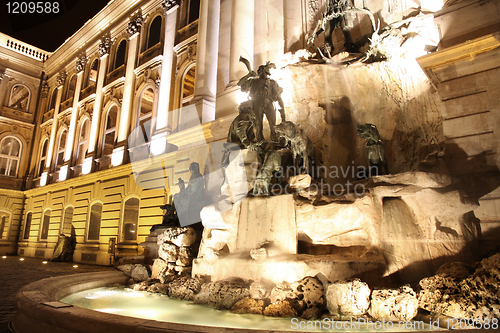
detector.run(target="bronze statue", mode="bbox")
[253,148,293,196]
[160,203,180,227]
[308,0,353,58]
[356,123,389,176]
[237,57,286,142]
[275,121,315,175]
[226,100,256,148]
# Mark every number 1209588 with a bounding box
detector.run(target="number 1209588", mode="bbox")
[6,2,60,14]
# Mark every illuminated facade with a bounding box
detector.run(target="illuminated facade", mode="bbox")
[1,0,500,265]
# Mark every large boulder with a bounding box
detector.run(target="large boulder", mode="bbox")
[231,297,266,315]
[193,278,251,310]
[168,276,202,301]
[368,286,418,322]
[263,300,298,317]
[326,279,371,317]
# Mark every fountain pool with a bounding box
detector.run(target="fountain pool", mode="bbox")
[62,286,434,332]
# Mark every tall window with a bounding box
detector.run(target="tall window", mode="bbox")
[137,88,155,144]
[65,75,77,101]
[187,0,200,24]
[181,66,196,107]
[48,89,57,111]
[102,106,118,156]
[114,40,127,70]
[122,198,139,242]
[61,207,73,236]
[76,119,89,165]
[55,130,67,169]
[40,210,50,240]
[87,59,99,86]
[88,203,102,241]
[8,84,30,112]
[147,16,162,50]
[0,136,22,177]
[38,139,48,177]
[23,212,32,240]
[0,215,5,239]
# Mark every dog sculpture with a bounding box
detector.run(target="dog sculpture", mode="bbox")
[356,123,389,176]
[275,121,314,175]
[253,148,293,196]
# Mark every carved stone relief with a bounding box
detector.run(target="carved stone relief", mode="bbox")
[161,0,179,11]
[98,37,112,57]
[127,13,144,36]
[41,84,49,98]
[56,72,67,86]
[76,56,88,73]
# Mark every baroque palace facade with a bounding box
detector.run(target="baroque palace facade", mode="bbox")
[1,0,500,265]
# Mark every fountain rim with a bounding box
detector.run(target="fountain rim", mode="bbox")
[12,270,284,333]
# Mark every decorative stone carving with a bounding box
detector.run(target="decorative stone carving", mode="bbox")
[75,56,87,72]
[56,72,67,86]
[127,13,144,36]
[98,37,111,57]
[41,84,49,98]
[0,70,5,80]
[155,77,161,92]
[161,0,179,11]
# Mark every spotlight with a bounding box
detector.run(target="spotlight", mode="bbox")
[2,256,6,259]
[42,261,48,264]
[73,265,78,268]
[19,258,25,261]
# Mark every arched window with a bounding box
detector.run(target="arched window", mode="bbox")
[87,59,99,87]
[147,16,162,50]
[23,212,32,240]
[102,106,118,156]
[0,215,5,239]
[61,206,73,236]
[122,198,139,242]
[88,203,102,241]
[8,84,30,112]
[188,0,200,24]
[48,89,57,111]
[0,136,22,177]
[65,75,77,101]
[137,87,155,143]
[38,138,48,177]
[40,210,51,240]
[114,40,127,70]
[181,66,196,107]
[76,119,89,165]
[55,130,67,169]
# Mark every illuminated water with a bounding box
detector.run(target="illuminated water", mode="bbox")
[61,287,433,332]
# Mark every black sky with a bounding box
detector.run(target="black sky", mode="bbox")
[0,0,110,52]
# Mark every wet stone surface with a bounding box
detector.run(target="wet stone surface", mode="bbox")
[0,256,113,332]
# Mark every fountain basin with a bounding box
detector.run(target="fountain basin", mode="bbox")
[13,271,283,333]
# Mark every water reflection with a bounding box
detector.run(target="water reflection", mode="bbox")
[61,287,432,332]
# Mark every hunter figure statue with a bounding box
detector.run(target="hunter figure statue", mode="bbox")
[237,56,286,142]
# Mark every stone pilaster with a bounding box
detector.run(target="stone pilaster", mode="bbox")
[88,38,111,156]
[228,0,255,86]
[192,0,221,123]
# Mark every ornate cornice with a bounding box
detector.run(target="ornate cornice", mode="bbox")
[56,72,67,86]
[127,13,144,37]
[98,37,112,57]
[161,0,179,11]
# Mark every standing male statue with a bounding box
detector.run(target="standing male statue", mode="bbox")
[308,0,353,58]
[237,57,286,142]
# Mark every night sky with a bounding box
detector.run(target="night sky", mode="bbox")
[0,0,110,52]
